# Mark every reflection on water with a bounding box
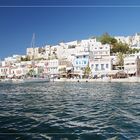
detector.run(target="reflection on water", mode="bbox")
[0,82,140,140]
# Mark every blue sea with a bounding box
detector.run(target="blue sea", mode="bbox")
[0,82,139,140]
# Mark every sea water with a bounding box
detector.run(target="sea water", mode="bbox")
[0,82,139,140]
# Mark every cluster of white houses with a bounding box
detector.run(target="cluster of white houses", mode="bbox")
[1,33,140,79]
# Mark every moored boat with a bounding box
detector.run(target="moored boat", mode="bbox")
[0,78,12,84]
[11,76,50,84]
[21,77,50,83]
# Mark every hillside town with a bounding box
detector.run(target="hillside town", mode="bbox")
[1,33,140,81]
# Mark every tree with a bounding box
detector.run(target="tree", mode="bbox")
[110,38,117,44]
[99,33,117,45]
[38,67,44,75]
[27,69,36,77]
[35,57,45,61]
[83,64,91,78]
[116,52,125,69]
[20,56,30,61]
[111,42,129,54]
[99,33,131,55]
[127,48,140,54]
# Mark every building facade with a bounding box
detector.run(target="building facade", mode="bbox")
[124,54,140,76]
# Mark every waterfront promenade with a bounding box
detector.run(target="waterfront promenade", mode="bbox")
[1,77,140,83]
[50,77,140,83]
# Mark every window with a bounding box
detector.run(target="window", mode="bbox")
[106,64,109,68]
[126,63,130,65]
[95,64,98,67]
[101,64,104,70]
[95,64,99,71]
[84,61,87,64]
[91,64,94,68]
[76,61,78,65]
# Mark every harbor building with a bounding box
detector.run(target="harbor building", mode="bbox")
[0,66,10,78]
[3,33,140,80]
[73,52,90,78]
[124,54,140,76]
[89,42,111,78]
[47,59,59,78]
[115,33,140,49]
[130,33,140,49]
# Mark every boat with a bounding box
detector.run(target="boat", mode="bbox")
[0,78,13,84]
[22,77,50,83]
[15,33,50,84]
[12,76,50,84]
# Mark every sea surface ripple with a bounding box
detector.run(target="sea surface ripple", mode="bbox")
[0,82,140,140]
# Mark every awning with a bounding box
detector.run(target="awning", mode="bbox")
[7,74,14,78]
[66,67,73,70]
[108,70,119,75]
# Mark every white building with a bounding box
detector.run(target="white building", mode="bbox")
[115,36,131,45]
[130,33,140,49]
[124,54,140,76]
[0,66,10,77]
[115,33,140,49]
[73,52,90,78]
[47,59,59,77]
[89,42,111,78]
[10,66,28,77]
[89,57,111,78]
[57,41,78,60]
[26,47,46,59]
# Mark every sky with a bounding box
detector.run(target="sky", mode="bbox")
[1,0,140,59]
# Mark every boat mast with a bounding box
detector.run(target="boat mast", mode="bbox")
[31,33,35,77]
[31,33,35,59]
